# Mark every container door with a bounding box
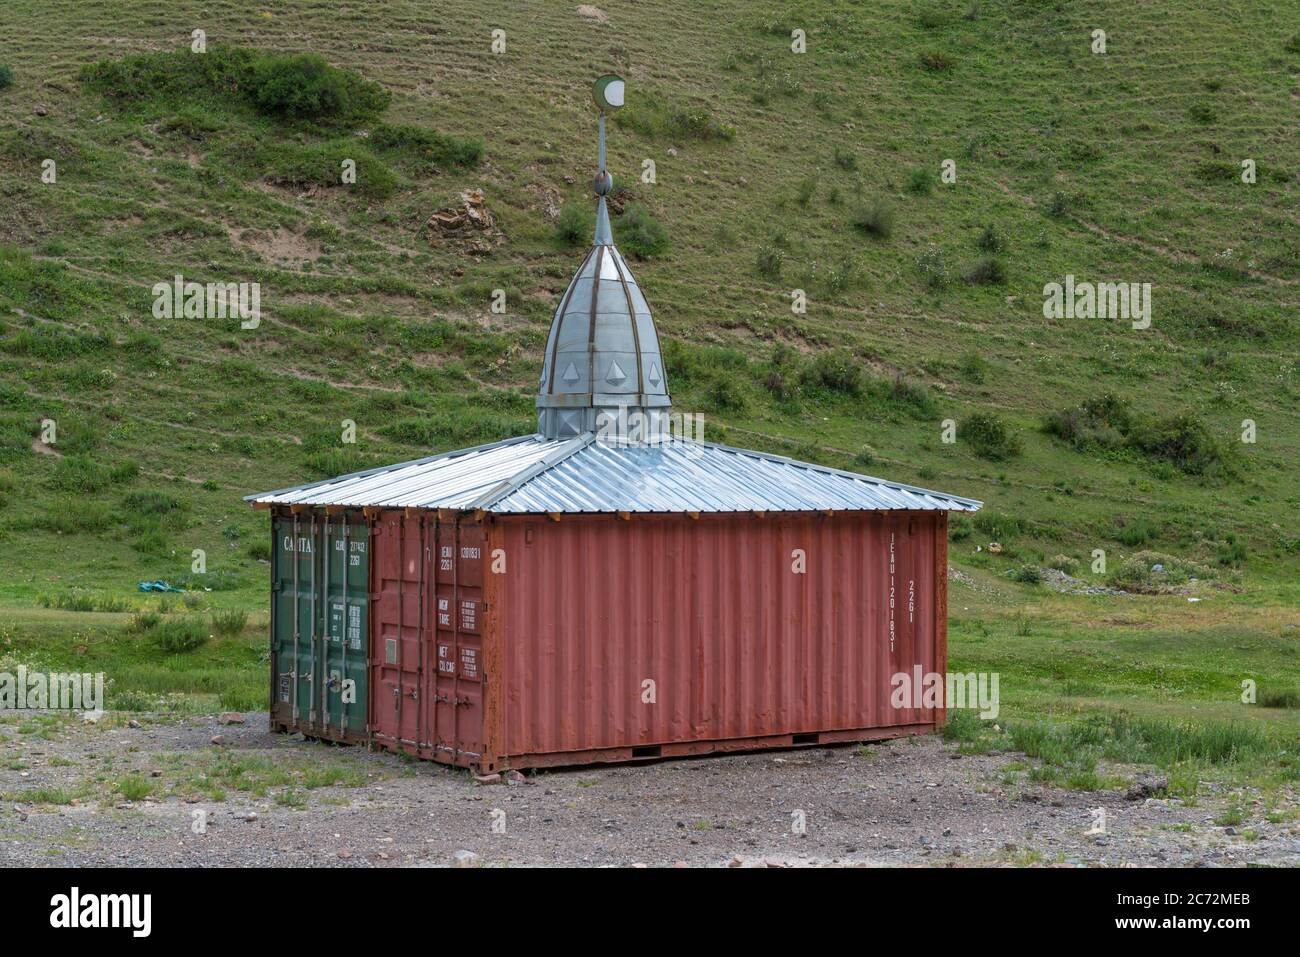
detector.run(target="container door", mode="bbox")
[371,515,425,750]
[272,514,319,730]
[431,521,485,764]
[320,517,369,737]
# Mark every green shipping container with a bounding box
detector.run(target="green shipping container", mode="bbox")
[270,511,369,743]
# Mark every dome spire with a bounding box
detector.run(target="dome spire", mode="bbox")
[536,76,672,442]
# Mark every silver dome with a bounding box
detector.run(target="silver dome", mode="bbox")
[536,196,672,440]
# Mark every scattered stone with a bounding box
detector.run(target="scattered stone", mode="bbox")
[245,812,258,822]
[576,4,610,23]
[504,769,527,786]
[987,542,1003,555]
[218,712,247,726]
[1126,775,1169,802]
[127,719,142,729]
[452,850,480,868]
[427,189,496,245]
[473,773,502,786]
[210,735,226,746]
[337,849,352,860]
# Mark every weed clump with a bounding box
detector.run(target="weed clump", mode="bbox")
[150,616,210,653]
[852,198,894,238]
[615,204,668,259]
[257,141,395,198]
[800,351,864,397]
[919,51,953,72]
[614,92,734,141]
[963,256,1005,285]
[82,46,390,125]
[1045,395,1230,477]
[369,122,482,170]
[211,609,249,637]
[755,244,784,279]
[1106,551,1213,593]
[907,165,934,195]
[962,412,1022,460]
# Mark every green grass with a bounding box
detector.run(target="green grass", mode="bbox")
[0,0,1294,800]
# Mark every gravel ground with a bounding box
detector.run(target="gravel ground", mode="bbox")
[1,712,1296,868]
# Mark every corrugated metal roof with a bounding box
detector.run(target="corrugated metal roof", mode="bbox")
[247,434,981,513]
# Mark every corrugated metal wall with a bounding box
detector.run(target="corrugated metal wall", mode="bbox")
[369,511,488,767]
[491,511,944,766]
[269,509,369,744]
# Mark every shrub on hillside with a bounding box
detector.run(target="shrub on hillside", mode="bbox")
[916,244,950,288]
[122,489,185,514]
[962,412,1022,460]
[82,46,389,125]
[150,617,210,653]
[369,122,482,170]
[35,498,113,533]
[756,243,784,279]
[1127,413,1226,477]
[0,65,13,90]
[919,51,953,72]
[852,198,894,238]
[964,256,1005,285]
[888,375,935,414]
[249,53,390,121]
[958,352,988,383]
[1048,395,1229,476]
[1106,551,1213,594]
[800,351,864,396]
[614,92,734,141]
[159,106,222,139]
[1043,393,1132,451]
[976,224,1006,253]
[907,165,934,195]
[211,609,249,637]
[555,201,590,246]
[259,141,395,197]
[615,204,668,259]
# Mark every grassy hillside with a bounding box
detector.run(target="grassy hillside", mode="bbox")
[0,0,1296,785]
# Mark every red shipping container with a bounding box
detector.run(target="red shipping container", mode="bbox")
[367,508,947,772]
